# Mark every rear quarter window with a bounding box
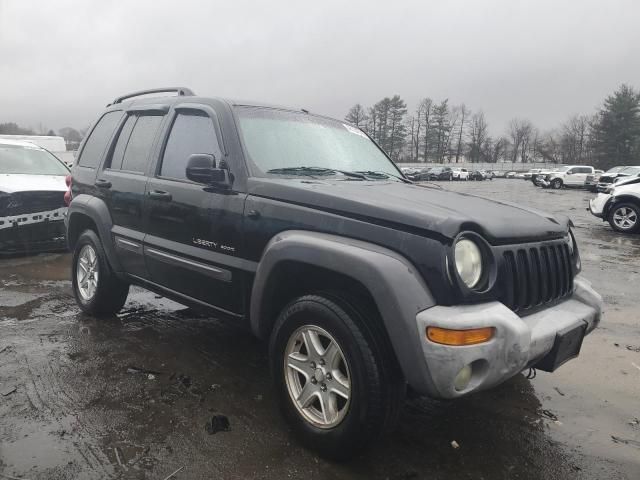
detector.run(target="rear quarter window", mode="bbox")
[78,111,122,168]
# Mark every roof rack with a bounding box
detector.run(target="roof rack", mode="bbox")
[109,87,195,105]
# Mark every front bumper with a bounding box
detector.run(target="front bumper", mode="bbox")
[412,276,602,399]
[588,193,612,218]
[0,207,67,254]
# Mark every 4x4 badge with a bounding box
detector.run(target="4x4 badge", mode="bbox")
[193,238,236,253]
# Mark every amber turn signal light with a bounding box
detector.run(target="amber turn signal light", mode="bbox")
[426,326,495,346]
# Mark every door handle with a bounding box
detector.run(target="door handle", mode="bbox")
[94,179,112,189]
[148,190,172,201]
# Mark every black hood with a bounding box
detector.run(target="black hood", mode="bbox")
[247,178,569,244]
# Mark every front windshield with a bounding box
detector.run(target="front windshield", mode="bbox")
[621,166,640,175]
[236,107,402,179]
[0,144,68,175]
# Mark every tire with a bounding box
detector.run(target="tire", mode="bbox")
[72,229,129,316]
[551,179,563,189]
[269,294,404,460]
[608,203,640,233]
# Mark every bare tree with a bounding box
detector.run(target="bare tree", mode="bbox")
[508,118,534,162]
[454,104,469,163]
[345,104,368,129]
[468,111,489,162]
[561,114,591,163]
[418,98,433,162]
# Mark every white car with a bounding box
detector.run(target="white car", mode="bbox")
[451,168,469,180]
[0,139,69,253]
[542,165,595,189]
[589,176,640,233]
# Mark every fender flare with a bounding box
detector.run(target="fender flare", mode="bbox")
[66,194,123,273]
[250,230,438,392]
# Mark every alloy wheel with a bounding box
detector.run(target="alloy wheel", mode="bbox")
[77,244,99,301]
[284,325,351,429]
[613,206,638,230]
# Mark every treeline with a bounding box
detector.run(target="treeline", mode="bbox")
[0,123,84,149]
[345,84,640,169]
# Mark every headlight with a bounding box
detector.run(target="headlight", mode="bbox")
[454,238,483,288]
[566,230,575,256]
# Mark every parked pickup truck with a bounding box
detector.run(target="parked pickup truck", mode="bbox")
[65,88,603,459]
[541,165,596,189]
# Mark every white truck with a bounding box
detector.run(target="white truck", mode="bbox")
[542,165,595,189]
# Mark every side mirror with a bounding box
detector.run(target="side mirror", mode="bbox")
[185,153,231,187]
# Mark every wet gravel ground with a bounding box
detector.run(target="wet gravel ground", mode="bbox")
[1,180,639,480]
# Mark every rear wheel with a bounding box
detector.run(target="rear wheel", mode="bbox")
[72,230,129,316]
[608,203,640,233]
[269,294,404,460]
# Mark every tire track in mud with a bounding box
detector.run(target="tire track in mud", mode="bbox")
[9,333,115,479]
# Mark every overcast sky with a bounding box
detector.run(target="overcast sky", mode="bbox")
[1,0,639,134]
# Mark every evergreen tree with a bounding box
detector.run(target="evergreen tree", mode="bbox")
[432,100,451,162]
[592,84,640,169]
[386,95,407,161]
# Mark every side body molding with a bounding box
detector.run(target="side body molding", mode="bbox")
[66,194,123,273]
[250,230,438,392]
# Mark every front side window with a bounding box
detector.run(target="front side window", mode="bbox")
[0,144,68,175]
[160,112,222,180]
[236,107,401,179]
[78,111,122,168]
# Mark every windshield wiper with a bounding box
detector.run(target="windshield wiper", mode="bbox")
[353,170,412,183]
[266,166,366,179]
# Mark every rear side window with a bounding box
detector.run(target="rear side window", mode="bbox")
[109,114,163,173]
[78,111,122,168]
[109,115,137,170]
[160,112,222,180]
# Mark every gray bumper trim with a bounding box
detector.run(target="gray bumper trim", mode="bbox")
[412,275,603,399]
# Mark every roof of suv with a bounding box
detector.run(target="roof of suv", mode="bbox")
[106,86,310,115]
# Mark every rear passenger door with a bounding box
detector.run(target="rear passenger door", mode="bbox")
[143,105,245,315]
[566,167,591,186]
[96,108,166,278]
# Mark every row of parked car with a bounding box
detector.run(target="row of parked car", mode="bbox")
[401,166,495,181]
[524,165,640,192]
[516,164,640,234]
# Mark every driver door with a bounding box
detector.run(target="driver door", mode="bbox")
[143,105,245,314]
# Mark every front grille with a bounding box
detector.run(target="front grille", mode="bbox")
[500,241,574,314]
[598,175,614,184]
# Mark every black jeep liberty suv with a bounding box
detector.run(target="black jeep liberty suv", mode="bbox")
[66,87,603,459]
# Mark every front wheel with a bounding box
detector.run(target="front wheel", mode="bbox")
[269,294,403,460]
[72,230,129,316]
[608,203,640,233]
[551,178,563,189]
